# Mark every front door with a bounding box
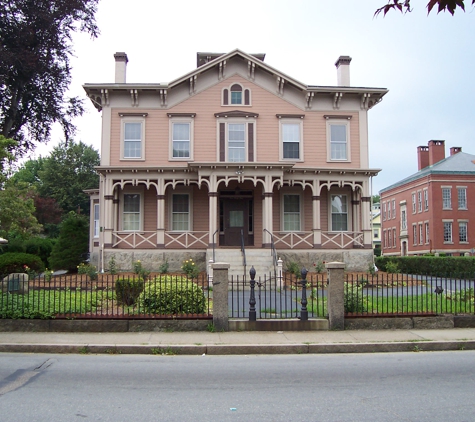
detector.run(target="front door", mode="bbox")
[222,198,250,246]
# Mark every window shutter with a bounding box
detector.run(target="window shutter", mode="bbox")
[219,123,226,161]
[223,89,228,105]
[248,123,254,162]
[244,89,250,105]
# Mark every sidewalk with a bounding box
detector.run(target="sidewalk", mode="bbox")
[1,328,475,355]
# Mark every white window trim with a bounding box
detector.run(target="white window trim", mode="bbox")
[120,117,146,161]
[423,189,429,211]
[222,83,251,106]
[329,191,351,232]
[442,186,452,210]
[425,221,430,244]
[93,203,100,238]
[326,119,351,162]
[457,186,467,210]
[216,118,256,162]
[169,117,194,161]
[120,188,144,232]
[279,118,304,162]
[280,190,303,232]
[168,188,193,232]
[442,219,453,244]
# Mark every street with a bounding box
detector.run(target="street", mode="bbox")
[0,351,474,421]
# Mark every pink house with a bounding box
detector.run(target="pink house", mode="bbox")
[83,50,387,275]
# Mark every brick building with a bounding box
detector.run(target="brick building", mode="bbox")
[380,140,475,256]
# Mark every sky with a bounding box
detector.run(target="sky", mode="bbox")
[33,0,475,195]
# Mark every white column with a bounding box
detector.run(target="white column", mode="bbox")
[262,176,273,247]
[208,175,218,247]
[156,177,165,247]
[361,180,372,248]
[312,179,321,247]
[103,176,114,247]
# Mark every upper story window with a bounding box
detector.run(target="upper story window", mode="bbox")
[401,209,407,230]
[442,187,452,209]
[228,123,246,162]
[383,202,386,221]
[392,200,396,219]
[387,201,391,219]
[417,191,422,212]
[413,224,417,245]
[222,83,251,106]
[331,194,348,231]
[277,116,304,161]
[119,113,147,160]
[168,113,195,160]
[423,189,429,211]
[458,187,467,210]
[325,116,351,162]
[412,193,416,214]
[425,222,430,243]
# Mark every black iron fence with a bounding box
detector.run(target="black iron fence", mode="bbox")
[0,274,212,319]
[345,273,475,316]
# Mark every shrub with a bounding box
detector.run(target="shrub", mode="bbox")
[0,252,44,276]
[344,282,366,313]
[286,261,300,277]
[385,261,400,274]
[108,256,118,275]
[24,237,54,268]
[115,278,145,305]
[158,259,169,274]
[139,278,206,314]
[313,261,325,273]
[77,263,98,281]
[133,260,150,281]
[181,259,200,279]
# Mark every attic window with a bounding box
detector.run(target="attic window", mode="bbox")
[223,84,251,106]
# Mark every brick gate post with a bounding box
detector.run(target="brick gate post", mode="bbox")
[212,262,229,331]
[325,262,345,330]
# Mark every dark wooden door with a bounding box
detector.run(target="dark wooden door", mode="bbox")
[223,199,249,246]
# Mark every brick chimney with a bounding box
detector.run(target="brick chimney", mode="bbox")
[335,56,352,86]
[428,140,445,165]
[114,52,128,83]
[417,146,429,170]
[450,146,462,156]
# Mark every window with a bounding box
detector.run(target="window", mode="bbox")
[228,123,246,162]
[328,122,348,160]
[417,191,422,213]
[388,230,392,248]
[172,194,190,231]
[401,210,407,230]
[419,224,423,245]
[123,194,141,231]
[412,193,416,214]
[282,123,301,160]
[392,200,396,219]
[383,203,387,221]
[458,187,467,210]
[216,114,256,163]
[413,225,417,245]
[383,230,388,248]
[425,223,429,244]
[442,187,452,209]
[387,201,391,219]
[443,221,453,242]
[93,204,100,238]
[172,123,191,158]
[222,84,251,105]
[123,122,143,159]
[373,229,379,239]
[393,228,396,247]
[283,194,301,231]
[231,84,242,104]
[423,189,429,211]
[459,221,468,242]
[331,194,348,231]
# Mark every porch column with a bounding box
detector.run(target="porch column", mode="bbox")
[361,181,372,248]
[156,177,165,248]
[312,180,321,248]
[262,176,273,247]
[103,176,114,248]
[208,175,218,248]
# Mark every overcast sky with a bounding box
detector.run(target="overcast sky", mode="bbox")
[34,0,475,195]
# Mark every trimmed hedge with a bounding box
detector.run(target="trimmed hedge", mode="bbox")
[0,252,45,276]
[139,278,206,315]
[115,278,144,306]
[375,256,475,278]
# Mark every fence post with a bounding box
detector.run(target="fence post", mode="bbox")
[326,261,345,330]
[212,262,229,331]
[208,259,214,287]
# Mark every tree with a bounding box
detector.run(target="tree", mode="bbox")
[0,135,16,184]
[372,195,380,204]
[49,211,89,271]
[375,0,475,16]
[0,0,99,156]
[38,140,100,216]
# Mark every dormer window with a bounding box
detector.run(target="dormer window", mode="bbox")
[223,83,251,106]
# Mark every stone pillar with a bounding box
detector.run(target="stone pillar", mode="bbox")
[326,261,345,330]
[212,263,229,331]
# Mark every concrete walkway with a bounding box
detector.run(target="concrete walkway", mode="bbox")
[1,328,475,355]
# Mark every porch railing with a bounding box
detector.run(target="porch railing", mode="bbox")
[165,231,208,248]
[273,231,313,248]
[321,231,364,249]
[112,231,157,248]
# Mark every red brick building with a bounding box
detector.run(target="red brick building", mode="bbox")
[380,140,475,256]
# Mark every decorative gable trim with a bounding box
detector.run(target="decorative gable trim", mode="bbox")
[214,110,259,118]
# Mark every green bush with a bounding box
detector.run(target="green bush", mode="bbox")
[286,261,300,277]
[344,282,366,313]
[139,278,206,314]
[115,278,145,306]
[25,237,54,268]
[0,252,44,276]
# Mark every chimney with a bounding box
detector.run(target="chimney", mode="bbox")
[417,146,429,170]
[428,140,445,165]
[450,146,462,156]
[335,56,352,86]
[114,52,128,83]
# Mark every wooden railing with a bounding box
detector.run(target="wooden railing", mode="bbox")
[112,231,209,249]
[112,231,157,248]
[273,232,313,248]
[165,231,208,248]
[321,231,364,249]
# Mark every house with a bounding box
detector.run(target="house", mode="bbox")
[371,203,381,254]
[83,49,388,275]
[380,140,475,256]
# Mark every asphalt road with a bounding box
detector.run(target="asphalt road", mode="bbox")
[0,351,474,422]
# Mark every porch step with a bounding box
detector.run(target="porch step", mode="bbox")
[207,249,276,279]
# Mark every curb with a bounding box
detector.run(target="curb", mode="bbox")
[0,340,474,355]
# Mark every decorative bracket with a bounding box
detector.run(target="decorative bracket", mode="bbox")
[248,61,256,80]
[159,89,167,107]
[361,93,371,110]
[276,76,285,95]
[333,92,343,110]
[306,92,314,109]
[189,75,197,95]
[101,89,109,106]
[218,60,226,79]
[130,89,139,107]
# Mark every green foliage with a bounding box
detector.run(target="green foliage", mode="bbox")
[385,261,400,274]
[344,283,366,313]
[286,261,300,277]
[313,260,325,273]
[139,279,206,315]
[158,259,169,274]
[133,260,150,281]
[0,252,44,276]
[49,212,89,271]
[24,237,54,268]
[115,278,144,306]
[77,263,98,281]
[181,258,200,279]
[374,0,474,17]
[0,136,17,184]
[108,256,118,275]
[206,323,216,332]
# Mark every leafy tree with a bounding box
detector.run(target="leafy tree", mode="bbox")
[375,0,475,16]
[0,135,16,184]
[49,211,89,271]
[38,140,99,216]
[10,157,45,187]
[33,196,63,237]
[372,195,380,204]
[0,0,99,156]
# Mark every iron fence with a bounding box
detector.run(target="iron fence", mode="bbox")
[0,273,212,319]
[345,272,475,316]
[229,271,327,319]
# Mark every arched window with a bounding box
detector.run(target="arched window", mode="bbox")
[230,84,242,104]
[222,84,251,105]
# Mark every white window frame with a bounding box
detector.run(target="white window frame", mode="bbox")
[401,209,407,230]
[383,202,387,221]
[281,192,302,232]
[330,193,349,232]
[413,224,417,245]
[217,119,256,163]
[443,220,453,243]
[442,187,452,210]
[417,191,422,213]
[222,83,251,106]
[327,119,350,162]
[121,117,146,160]
[169,118,194,160]
[279,118,303,161]
[425,222,430,244]
[459,220,468,243]
[387,201,391,220]
[412,193,416,214]
[93,203,100,238]
[388,229,392,248]
[419,224,423,245]
[457,187,467,210]
[423,189,429,211]
[169,190,192,232]
[121,189,144,232]
[392,200,396,219]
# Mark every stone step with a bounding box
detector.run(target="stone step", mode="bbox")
[206,249,276,278]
